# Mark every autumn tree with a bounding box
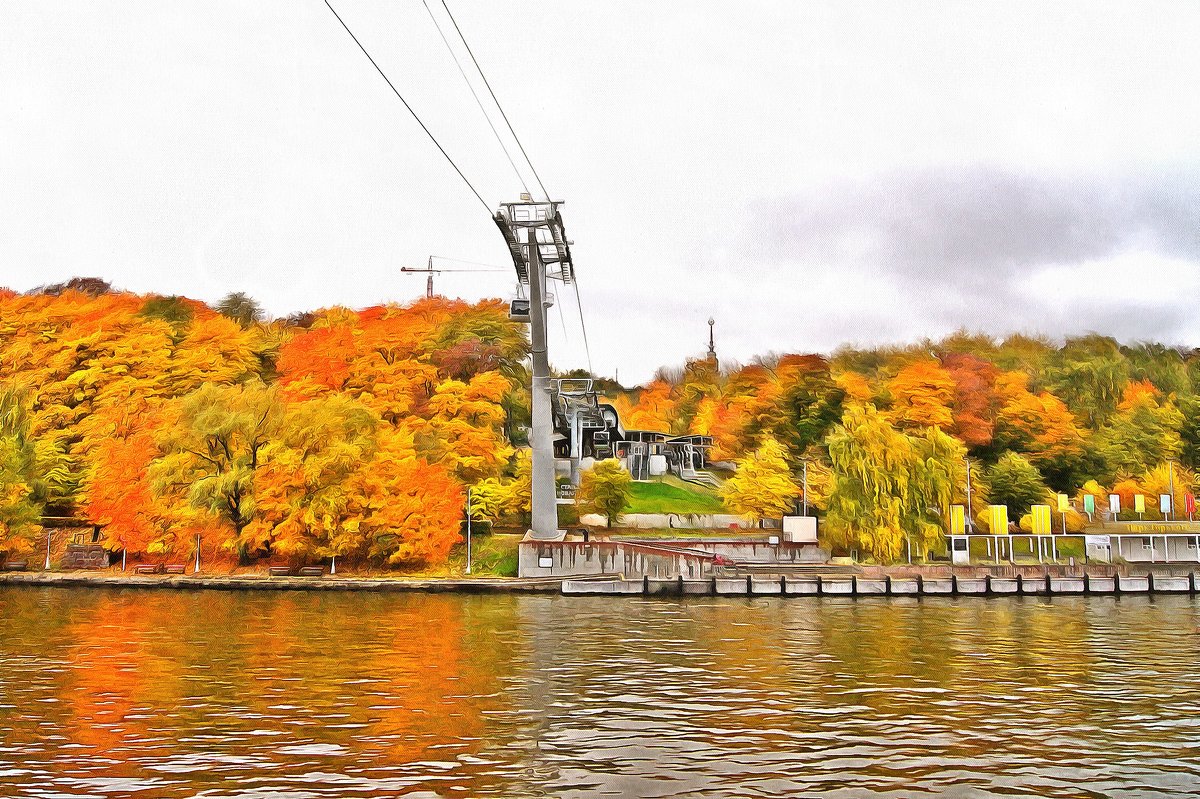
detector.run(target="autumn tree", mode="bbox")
[721,437,798,525]
[886,360,955,430]
[576,459,633,528]
[941,352,1000,450]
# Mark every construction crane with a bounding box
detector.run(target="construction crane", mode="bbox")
[400,255,504,298]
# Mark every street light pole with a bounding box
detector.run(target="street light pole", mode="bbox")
[466,486,473,576]
[964,456,975,533]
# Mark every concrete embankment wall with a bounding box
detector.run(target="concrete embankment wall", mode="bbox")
[0,572,561,594]
[564,572,1200,597]
[519,538,830,579]
[518,540,716,579]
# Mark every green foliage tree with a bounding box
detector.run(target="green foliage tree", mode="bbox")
[986,452,1047,519]
[1096,384,1183,479]
[823,403,961,563]
[576,458,633,528]
[1177,394,1200,471]
[151,380,286,559]
[767,355,845,466]
[214,291,266,328]
[0,386,43,555]
[720,437,799,525]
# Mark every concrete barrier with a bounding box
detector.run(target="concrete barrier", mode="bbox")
[1152,576,1191,593]
[645,578,681,596]
[856,578,887,595]
[783,577,821,595]
[714,577,749,596]
[550,570,1196,598]
[750,576,783,595]
[1118,575,1149,593]
[1049,578,1086,594]
[1021,577,1050,595]
[822,579,854,595]
[562,579,643,595]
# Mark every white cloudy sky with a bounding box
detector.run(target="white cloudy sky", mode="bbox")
[2,1,1198,383]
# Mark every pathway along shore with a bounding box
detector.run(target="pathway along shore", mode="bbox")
[2,568,1199,597]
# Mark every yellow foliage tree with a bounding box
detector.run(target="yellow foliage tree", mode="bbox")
[720,437,799,525]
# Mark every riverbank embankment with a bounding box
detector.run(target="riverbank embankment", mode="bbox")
[567,571,1200,597]
[0,571,562,593]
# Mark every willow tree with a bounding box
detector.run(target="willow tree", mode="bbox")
[824,403,965,563]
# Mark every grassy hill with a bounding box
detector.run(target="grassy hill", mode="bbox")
[626,477,725,515]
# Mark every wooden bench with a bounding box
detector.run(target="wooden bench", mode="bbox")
[164,564,186,575]
[268,566,293,577]
[2,560,28,572]
[133,564,163,575]
[298,566,325,577]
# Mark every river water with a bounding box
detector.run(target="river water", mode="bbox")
[1,587,1198,798]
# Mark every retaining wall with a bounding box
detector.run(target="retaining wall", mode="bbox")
[562,572,1200,597]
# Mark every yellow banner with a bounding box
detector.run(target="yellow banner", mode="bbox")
[1031,505,1052,535]
[1134,494,1146,513]
[988,504,1008,534]
[950,504,965,535]
[1057,493,1069,512]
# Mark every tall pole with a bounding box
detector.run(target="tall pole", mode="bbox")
[964,456,975,533]
[802,460,809,516]
[1168,460,1175,522]
[44,528,52,570]
[527,229,559,539]
[466,487,473,575]
[194,533,201,573]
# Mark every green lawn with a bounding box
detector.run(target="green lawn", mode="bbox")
[626,478,725,515]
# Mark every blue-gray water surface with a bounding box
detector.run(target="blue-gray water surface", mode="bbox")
[1,587,1198,798]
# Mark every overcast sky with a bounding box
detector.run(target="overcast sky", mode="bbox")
[3,2,1199,383]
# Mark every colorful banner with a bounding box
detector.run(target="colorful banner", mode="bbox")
[1031,505,1052,535]
[1083,494,1095,515]
[1134,494,1146,514]
[1057,493,1070,513]
[1160,494,1172,513]
[950,504,966,535]
[1187,493,1196,515]
[988,504,1008,534]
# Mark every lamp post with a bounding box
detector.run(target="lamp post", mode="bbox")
[465,486,473,576]
[964,456,975,533]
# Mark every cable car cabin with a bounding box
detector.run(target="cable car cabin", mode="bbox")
[508,298,531,322]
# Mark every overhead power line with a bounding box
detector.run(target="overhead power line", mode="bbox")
[419,0,532,197]
[323,0,491,214]
[571,278,594,374]
[438,0,552,202]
